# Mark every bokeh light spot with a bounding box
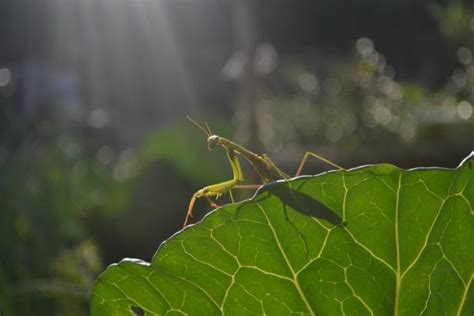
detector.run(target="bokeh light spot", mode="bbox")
[0,68,11,86]
[457,101,473,120]
[88,109,109,128]
[374,105,392,126]
[255,43,278,75]
[325,125,343,142]
[356,37,374,57]
[457,47,472,65]
[452,69,467,87]
[400,119,417,143]
[222,52,246,80]
[297,73,319,93]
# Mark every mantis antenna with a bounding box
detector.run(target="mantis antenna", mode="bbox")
[186,116,211,137]
[204,122,212,136]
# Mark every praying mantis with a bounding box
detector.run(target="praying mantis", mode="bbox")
[184,116,344,227]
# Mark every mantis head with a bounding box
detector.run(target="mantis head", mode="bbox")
[207,135,219,150]
[186,116,220,151]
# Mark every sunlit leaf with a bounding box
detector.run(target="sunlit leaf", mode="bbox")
[91,154,474,315]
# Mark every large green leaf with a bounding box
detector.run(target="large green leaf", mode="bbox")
[91,154,474,315]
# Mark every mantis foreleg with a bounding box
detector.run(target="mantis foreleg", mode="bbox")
[183,149,244,227]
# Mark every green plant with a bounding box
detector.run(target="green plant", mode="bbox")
[90,153,473,315]
[0,132,128,315]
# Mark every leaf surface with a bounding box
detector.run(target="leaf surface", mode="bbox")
[91,154,474,315]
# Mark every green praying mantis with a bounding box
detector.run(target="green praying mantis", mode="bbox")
[184,116,344,227]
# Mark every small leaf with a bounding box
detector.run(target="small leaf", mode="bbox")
[91,154,474,315]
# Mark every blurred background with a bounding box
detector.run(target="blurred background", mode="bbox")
[0,0,473,314]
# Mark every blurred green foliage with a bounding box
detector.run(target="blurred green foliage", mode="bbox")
[430,1,474,43]
[0,116,129,314]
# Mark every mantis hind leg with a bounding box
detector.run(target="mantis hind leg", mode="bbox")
[295,151,344,176]
[234,184,262,189]
[205,196,219,208]
[229,184,263,203]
